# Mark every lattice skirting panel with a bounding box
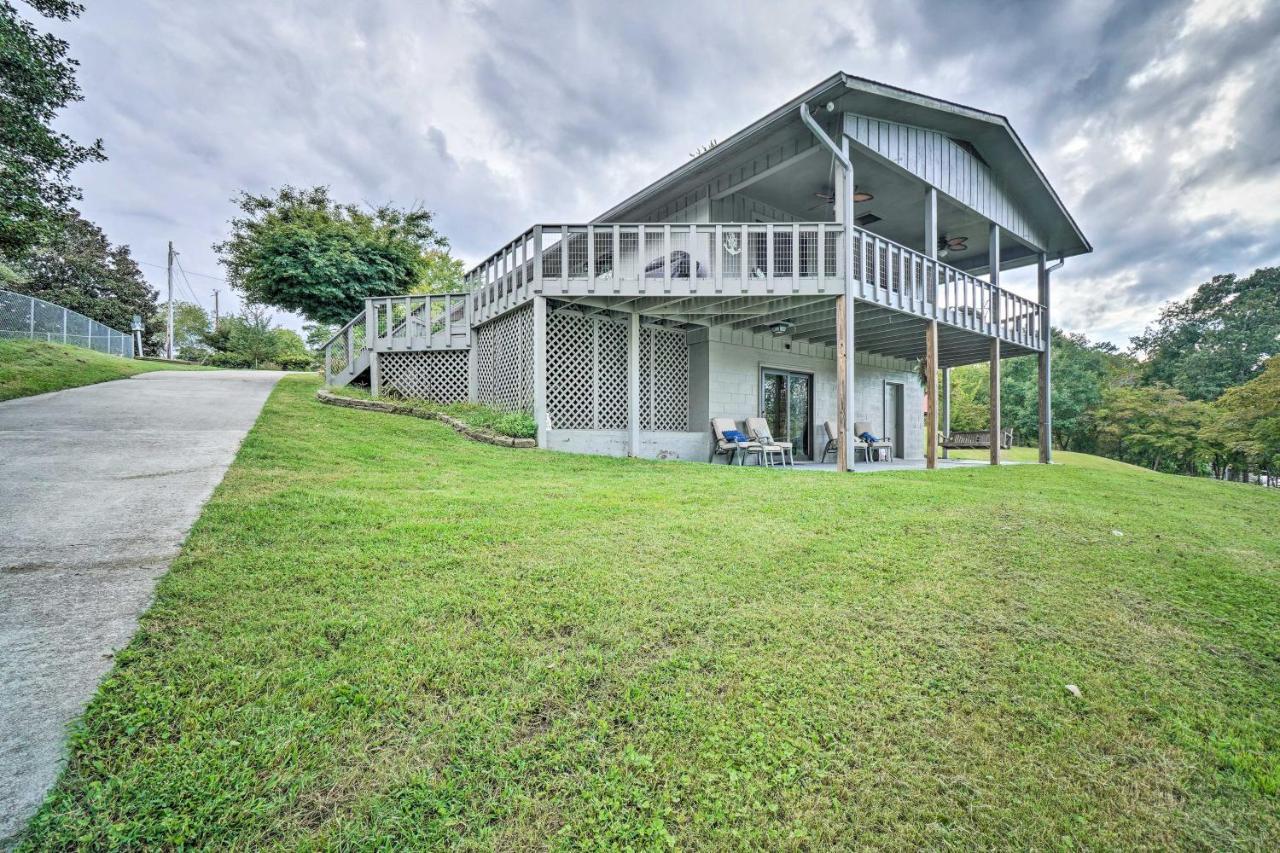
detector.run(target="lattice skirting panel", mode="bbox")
[379,350,470,402]
[547,308,690,431]
[476,304,534,413]
[640,325,690,431]
[378,348,471,399]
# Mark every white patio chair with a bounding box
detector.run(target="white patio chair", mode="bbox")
[710,418,760,465]
[821,420,838,463]
[745,417,793,467]
[854,420,894,462]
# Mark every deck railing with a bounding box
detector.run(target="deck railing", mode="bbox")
[851,230,1044,349]
[463,222,1046,350]
[366,293,470,351]
[320,311,366,383]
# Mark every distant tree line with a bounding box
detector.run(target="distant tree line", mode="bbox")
[0,1,161,340]
[1,2,463,358]
[947,267,1280,485]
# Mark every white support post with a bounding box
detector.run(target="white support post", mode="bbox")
[925,186,938,305]
[532,225,543,294]
[533,295,548,446]
[941,367,951,460]
[628,311,641,457]
[366,301,380,396]
[467,328,479,402]
[990,338,1001,466]
[926,320,939,470]
[1038,252,1052,464]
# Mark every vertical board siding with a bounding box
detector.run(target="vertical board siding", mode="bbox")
[844,113,1045,250]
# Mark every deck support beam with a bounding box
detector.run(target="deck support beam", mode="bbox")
[925,320,938,469]
[1037,252,1052,464]
[989,338,1001,466]
[988,223,1001,466]
[836,295,856,472]
[533,295,548,447]
[365,303,380,397]
[628,310,641,457]
[941,367,951,459]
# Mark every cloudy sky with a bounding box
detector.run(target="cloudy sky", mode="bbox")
[45,0,1280,345]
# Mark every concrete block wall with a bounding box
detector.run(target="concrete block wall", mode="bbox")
[689,326,925,460]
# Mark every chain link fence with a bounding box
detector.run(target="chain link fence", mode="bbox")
[0,288,135,357]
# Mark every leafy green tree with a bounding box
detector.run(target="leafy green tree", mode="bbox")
[0,0,105,257]
[1202,356,1280,482]
[270,327,314,369]
[214,186,453,325]
[1132,267,1280,400]
[1093,385,1210,474]
[6,211,158,337]
[302,322,335,351]
[945,329,1132,452]
[413,248,465,294]
[149,300,211,360]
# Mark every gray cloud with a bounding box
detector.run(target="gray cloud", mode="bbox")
[42,0,1280,344]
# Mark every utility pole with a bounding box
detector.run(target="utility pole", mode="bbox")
[212,289,220,328]
[166,241,176,359]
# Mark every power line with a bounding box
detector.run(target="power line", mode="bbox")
[174,257,204,310]
[138,259,228,283]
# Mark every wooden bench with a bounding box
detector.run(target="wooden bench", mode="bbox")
[940,429,1014,450]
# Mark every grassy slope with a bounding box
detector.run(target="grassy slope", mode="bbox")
[23,376,1280,849]
[0,339,207,401]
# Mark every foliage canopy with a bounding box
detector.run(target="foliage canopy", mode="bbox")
[215,186,459,325]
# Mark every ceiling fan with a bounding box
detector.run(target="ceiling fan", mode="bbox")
[808,185,875,211]
[937,235,968,258]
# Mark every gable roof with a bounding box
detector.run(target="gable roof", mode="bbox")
[596,72,1090,260]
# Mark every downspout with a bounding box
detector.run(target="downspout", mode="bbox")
[799,103,857,470]
[798,104,853,236]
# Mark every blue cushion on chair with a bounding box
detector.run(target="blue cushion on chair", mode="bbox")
[859,431,880,443]
[722,429,749,443]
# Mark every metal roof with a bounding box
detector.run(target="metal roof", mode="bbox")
[595,72,1090,261]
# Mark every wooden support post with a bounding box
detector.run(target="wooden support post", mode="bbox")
[926,320,939,470]
[1037,252,1052,464]
[628,311,641,457]
[836,294,856,472]
[533,295,548,447]
[941,367,951,460]
[989,338,1001,466]
[369,350,380,397]
[835,131,857,472]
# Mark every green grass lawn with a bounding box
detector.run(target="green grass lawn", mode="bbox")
[0,339,208,401]
[22,375,1280,849]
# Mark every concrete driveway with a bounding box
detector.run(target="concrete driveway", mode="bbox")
[0,369,287,846]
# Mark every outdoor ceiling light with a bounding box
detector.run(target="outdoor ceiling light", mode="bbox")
[770,321,792,337]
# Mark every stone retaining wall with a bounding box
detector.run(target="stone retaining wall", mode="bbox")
[315,389,536,449]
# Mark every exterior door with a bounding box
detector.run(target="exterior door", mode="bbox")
[885,382,905,459]
[761,369,813,460]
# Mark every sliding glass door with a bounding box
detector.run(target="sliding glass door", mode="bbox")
[760,369,813,461]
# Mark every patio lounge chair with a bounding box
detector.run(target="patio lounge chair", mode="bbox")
[855,421,894,462]
[745,417,794,467]
[821,420,839,463]
[710,418,760,465]
[822,420,891,463]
